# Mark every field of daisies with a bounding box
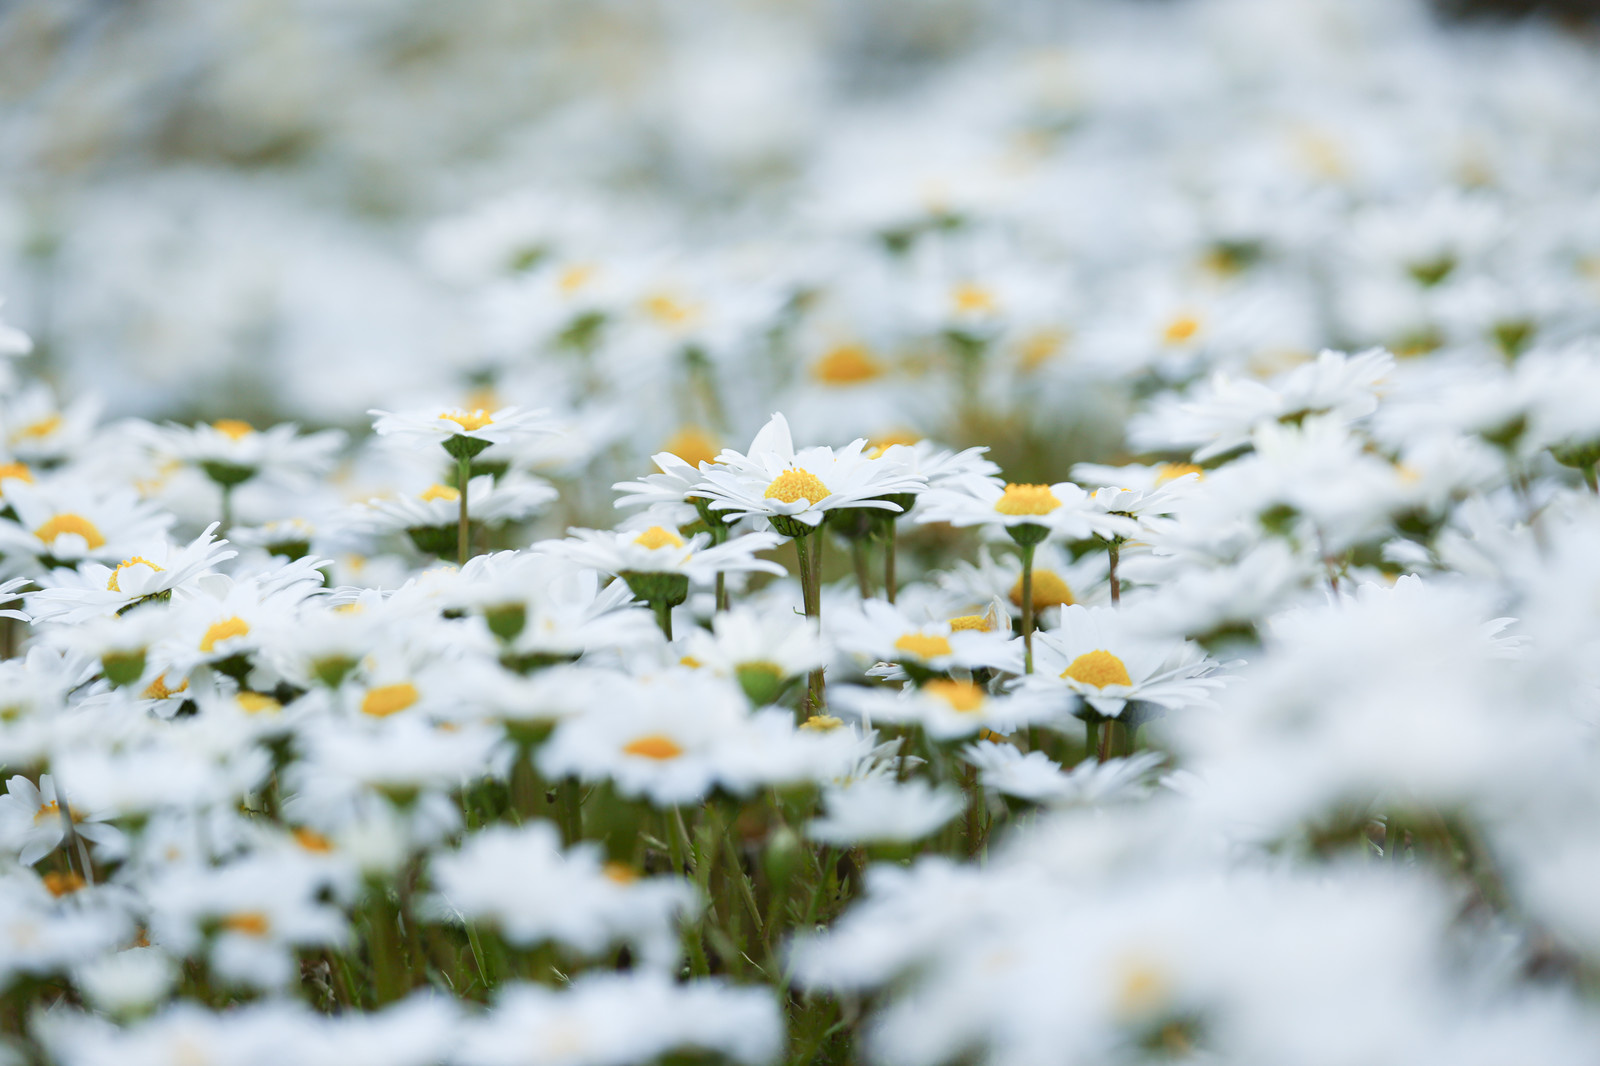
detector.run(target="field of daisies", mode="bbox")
[3,0,1600,1063]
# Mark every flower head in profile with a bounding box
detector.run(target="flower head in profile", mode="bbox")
[917,477,1135,543]
[370,406,554,461]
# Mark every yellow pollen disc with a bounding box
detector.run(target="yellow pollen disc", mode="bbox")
[642,293,697,326]
[1063,649,1132,689]
[107,556,164,592]
[678,656,703,669]
[1018,329,1067,371]
[924,679,986,713]
[35,513,106,550]
[212,419,254,441]
[623,733,684,760]
[764,468,829,506]
[948,614,993,632]
[293,827,334,853]
[800,714,843,732]
[951,282,998,314]
[867,430,921,459]
[812,344,885,386]
[419,483,460,502]
[558,264,596,294]
[1114,959,1170,1018]
[199,617,250,653]
[142,675,189,700]
[663,426,720,468]
[977,728,1007,743]
[894,633,954,660]
[602,862,639,884]
[0,462,32,484]
[43,871,86,898]
[237,692,281,715]
[1394,463,1422,485]
[994,483,1061,516]
[1154,462,1204,485]
[442,409,494,432]
[361,682,419,718]
[1010,569,1075,610]
[633,526,685,550]
[13,414,61,442]
[34,801,60,825]
[1162,314,1201,345]
[221,911,271,937]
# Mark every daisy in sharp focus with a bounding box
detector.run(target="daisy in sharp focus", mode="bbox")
[25,524,236,624]
[370,405,554,462]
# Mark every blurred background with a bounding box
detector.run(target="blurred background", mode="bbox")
[0,0,1597,451]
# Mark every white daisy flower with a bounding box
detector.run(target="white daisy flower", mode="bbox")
[917,477,1136,544]
[370,406,553,461]
[1023,604,1222,721]
[0,480,172,571]
[806,776,964,847]
[677,605,830,705]
[25,525,236,624]
[0,773,123,866]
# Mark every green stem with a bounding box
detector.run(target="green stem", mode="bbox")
[1108,539,1121,606]
[651,599,673,640]
[851,538,872,599]
[1019,541,1037,674]
[884,519,898,604]
[1084,718,1100,763]
[667,808,711,976]
[457,455,472,567]
[219,484,234,537]
[794,533,825,710]
[1585,462,1598,495]
[1096,719,1112,762]
[715,571,728,613]
[558,779,583,847]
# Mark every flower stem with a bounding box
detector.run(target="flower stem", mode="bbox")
[884,519,898,604]
[1019,541,1037,674]
[794,531,825,710]
[651,599,673,640]
[219,483,234,536]
[457,455,472,567]
[1585,461,1598,494]
[711,522,729,612]
[851,538,872,599]
[1108,539,1121,606]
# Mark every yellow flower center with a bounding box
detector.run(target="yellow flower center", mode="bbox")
[199,617,250,653]
[866,430,921,459]
[622,733,684,760]
[602,862,639,884]
[34,801,60,825]
[948,614,993,632]
[221,911,271,937]
[894,633,953,660]
[1154,463,1204,485]
[634,526,685,550]
[107,556,163,592]
[43,871,85,898]
[212,419,254,441]
[361,682,419,718]
[1063,649,1132,689]
[35,513,106,550]
[13,414,61,442]
[678,656,703,669]
[1162,314,1201,345]
[994,483,1061,516]
[442,409,494,432]
[951,282,998,314]
[1018,329,1067,371]
[557,264,596,294]
[0,462,32,484]
[419,483,460,502]
[924,679,986,713]
[663,426,720,468]
[800,714,843,732]
[764,468,829,506]
[142,675,189,700]
[293,826,335,852]
[812,344,885,386]
[237,692,281,715]
[642,293,698,326]
[1010,569,1075,610]
[1113,958,1170,1018]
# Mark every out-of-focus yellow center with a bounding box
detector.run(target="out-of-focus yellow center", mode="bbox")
[951,282,997,314]
[812,344,885,386]
[34,801,60,825]
[43,871,85,898]
[867,430,921,459]
[994,483,1061,516]
[142,675,188,700]
[1154,463,1204,485]
[623,734,684,760]
[894,633,953,660]
[237,692,281,715]
[663,426,720,468]
[1113,958,1170,1018]
[678,656,702,669]
[948,614,993,632]
[602,862,639,884]
[1063,649,1132,688]
[35,513,105,550]
[634,526,684,550]
[442,409,494,432]
[764,468,829,506]
[221,911,271,937]
[212,419,254,441]
[1010,569,1075,610]
[924,679,986,713]
[420,483,460,502]
[362,682,419,718]
[200,617,250,653]
[642,293,697,326]
[1018,329,1066,371]
[13,414,61,442]
[0,462,33,484]
[557,264,596,294]
[107,556,164,592]
[1162,315,1201,345]
[800,714,843,732]
[294,827,335,852]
